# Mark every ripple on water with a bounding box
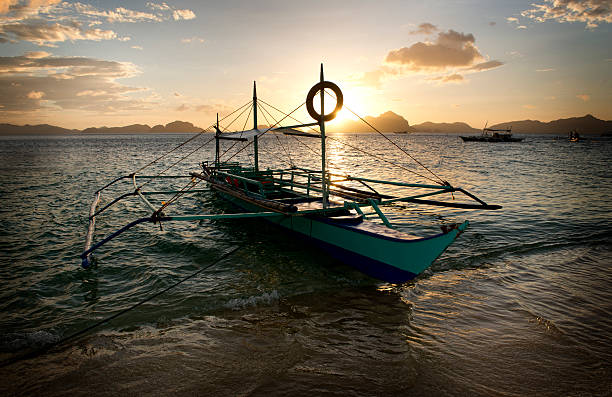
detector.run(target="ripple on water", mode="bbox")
[0,134,610,396]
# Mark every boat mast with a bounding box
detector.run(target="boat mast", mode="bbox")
[253,81,259,172]
[320,63,328,208]
[215,112,220,167]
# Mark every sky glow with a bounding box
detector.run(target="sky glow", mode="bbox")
[0,0,611,129]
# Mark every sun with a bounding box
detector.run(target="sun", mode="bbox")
[310,85,367,127]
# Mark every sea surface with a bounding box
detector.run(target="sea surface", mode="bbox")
[0,132,610,396]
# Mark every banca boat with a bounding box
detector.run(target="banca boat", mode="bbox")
[461,125,523,142]
[81,65,501,284]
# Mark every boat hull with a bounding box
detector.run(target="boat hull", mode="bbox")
[215,188,467,283]
[460,136,523,142]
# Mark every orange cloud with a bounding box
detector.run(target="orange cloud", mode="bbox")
[429,73,465,84]
[27,90,44,99]
[173,9,195,20]
[0,52,150,113]
[357,26,503,86]
[0,1,196,46]
[410,22,438,35]
[576,94,590,101]
[386,30,483,70]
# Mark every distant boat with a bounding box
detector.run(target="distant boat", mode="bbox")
[569,129,581,142]
[460,124,523,142]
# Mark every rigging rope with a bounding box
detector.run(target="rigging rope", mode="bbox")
[258,100,321,158]
[222,101,307,164]
[155,177,202,215]
[137,135,217,191]
[132,99,253,177]
[327,135,439,184]
[0,246,241,368]
[325,91,447,186]
[257,103,294,167]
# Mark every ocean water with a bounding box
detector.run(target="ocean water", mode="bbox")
[0,132,610,396]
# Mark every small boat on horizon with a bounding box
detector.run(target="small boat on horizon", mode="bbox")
[569,129,581,142]
[460,124,523,142]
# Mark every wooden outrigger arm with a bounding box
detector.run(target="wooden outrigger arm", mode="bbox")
[81,211,282,268]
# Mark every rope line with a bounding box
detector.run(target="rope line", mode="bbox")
[0,246,241,368]
[257,103,294,167]
[219,100,253,132]
[155,177,202,214]
[327,135,437,183]
[240,105,253,133]
[223,101,307,164]
[137,135,216,190]
[131,100,253,177]
[325,91,447,185]
[259,98,320,134]
[258,100,321,158]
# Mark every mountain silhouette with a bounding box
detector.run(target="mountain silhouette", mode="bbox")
[1,114,610,135]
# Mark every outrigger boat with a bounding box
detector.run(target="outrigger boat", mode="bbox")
[81,65,501,284]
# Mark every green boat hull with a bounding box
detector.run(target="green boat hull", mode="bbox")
[216,188,468,283]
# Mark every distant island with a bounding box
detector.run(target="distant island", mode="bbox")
[1,114,610,136]
[329,112,481,134]
[487,114,611,134]
[0,120,203,135]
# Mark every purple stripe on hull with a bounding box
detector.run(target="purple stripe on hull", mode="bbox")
[311,236,418,284]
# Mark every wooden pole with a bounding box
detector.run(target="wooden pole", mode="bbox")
[320,64,328,208]
[253,81,259,172]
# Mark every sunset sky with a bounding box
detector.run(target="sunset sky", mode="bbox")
[1,0,611,130]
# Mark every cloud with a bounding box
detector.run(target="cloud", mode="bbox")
[0,1,196,46]
[576,94,590,101]
[0,20,116,46]
[0,0,60,18]
[410,22,438,34]
[195,104,232,115]
[386,30,483,70]
[27,90,44,99]
[489,21,497,26]
[69,3,162,23]
[536,68,556,72]
[0,52,152,113]
[430,73,465,83]
[181,36,204,44]
[356,26,503,86]
[468,60,504,71]
[131,45,143,50]
[523,104,536,109]
[175,104,189,111]
[23,50,50,58]
[146,2,170,11]
[521,0,612,28]
[506,17,519,23]
[173,9,195,20]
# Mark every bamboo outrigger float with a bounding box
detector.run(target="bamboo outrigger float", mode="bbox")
[81,65,501,284]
